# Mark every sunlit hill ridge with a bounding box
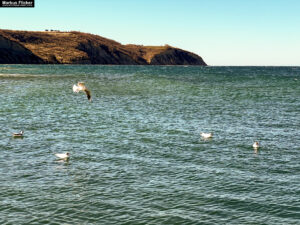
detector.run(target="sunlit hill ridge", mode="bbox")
[0,29,207,65]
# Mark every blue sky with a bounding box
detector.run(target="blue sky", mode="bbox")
[0,0,299,66]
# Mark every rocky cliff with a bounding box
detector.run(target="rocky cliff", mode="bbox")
[0,29,207,65]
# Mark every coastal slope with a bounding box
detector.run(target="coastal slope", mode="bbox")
[0,29,207,65]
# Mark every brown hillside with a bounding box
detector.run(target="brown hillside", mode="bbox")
[0,29,207,65]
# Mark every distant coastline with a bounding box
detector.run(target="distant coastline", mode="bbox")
[0,29,207,66]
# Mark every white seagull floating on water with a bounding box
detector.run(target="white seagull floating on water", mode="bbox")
[253,141,259,149]
[73,82,92,101]
[55,152,70,160]
[201,132,213,138]
[12,130,24,137]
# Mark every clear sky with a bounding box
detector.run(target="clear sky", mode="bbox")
[0,0,300,66]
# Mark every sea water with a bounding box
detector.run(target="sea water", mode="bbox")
[0,65,299,224]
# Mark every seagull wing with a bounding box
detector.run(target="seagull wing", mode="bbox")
[55,153,67,159]
[73,84,80,93]
[55,153,63,158]
[84,89,92,101]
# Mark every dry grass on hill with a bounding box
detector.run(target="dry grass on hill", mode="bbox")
[0,29,206,65]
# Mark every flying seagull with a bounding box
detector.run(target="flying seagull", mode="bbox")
[55,152,70,160]
[73,82,92,101]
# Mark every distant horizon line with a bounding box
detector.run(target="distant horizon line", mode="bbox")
[209,65,300,67]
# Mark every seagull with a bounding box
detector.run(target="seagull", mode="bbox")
[253,141,259,149]
[12,130,24,137]
[201,132,213,138]
[73,82,92,101]
[55,152,70,160]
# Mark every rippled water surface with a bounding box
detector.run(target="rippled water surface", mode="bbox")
[0,65,299,224]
